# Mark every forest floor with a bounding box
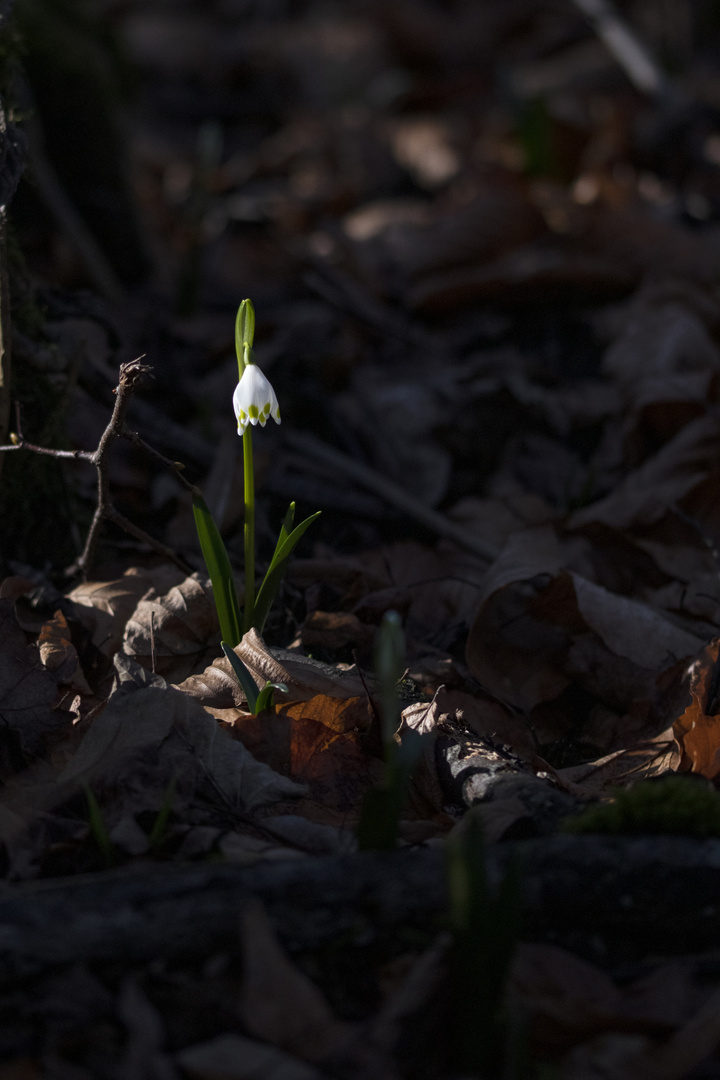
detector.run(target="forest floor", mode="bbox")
[5,0,720,1077]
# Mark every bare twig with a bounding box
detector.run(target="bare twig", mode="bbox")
[67,359,192,577]
[0,358,193,579]
[120,425,199,496]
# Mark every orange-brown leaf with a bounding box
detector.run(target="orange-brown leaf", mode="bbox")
[672,639,720,778]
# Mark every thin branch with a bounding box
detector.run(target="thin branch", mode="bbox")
[0,357,193,579]
[0,439,94,461]
[120,425,200,496]
[66,358,192,578]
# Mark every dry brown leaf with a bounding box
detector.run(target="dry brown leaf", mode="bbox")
[230,695,381,814]
[466,527,702,724]
[568,414,720,532]
[59,655,306,816]
[67,567,184,656]
[508,943,626,1056]
[37,609,92,694]
[238,902,354,1063]
[508,944,682,1060]
[672,639,720,778]
[404,687,538,759]
[555,734,679,797]
[122,573,221,682]
[301,610,375,653]
[179,628,369,709]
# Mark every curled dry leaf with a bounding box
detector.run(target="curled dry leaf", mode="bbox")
[122,573,221,682]
[59,655,307,817]
[466,528,702,729]
[402,687,538,759]
[672,639,720,779]
[37,609,92,694]
[568,414,720,532]
[178,627,369,709]
[67,566,185,657]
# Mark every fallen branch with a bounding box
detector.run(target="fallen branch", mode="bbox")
[2,835,720,984]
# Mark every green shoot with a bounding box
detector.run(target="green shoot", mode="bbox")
[252,505,322,634]
[192,492,242,647]
[83,784,114,868]
[447,811,524,1074]
[148,773,178,849]
[221,640,287,714]
[357,611,432,851]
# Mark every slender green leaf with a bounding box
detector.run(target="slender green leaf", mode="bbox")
[253,510,321,632]
[255,681,288,714]
[148,773,178,848]
[221,641,259,712]
[357,731,432,851]
[193,494,242,647]
[83,784,114,868]
[375,610,404,750]
[270,502,295,561]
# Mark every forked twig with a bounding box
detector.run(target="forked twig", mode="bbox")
[0,358,193,578]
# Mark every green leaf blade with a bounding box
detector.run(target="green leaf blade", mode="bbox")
[221,641,259,712]
[253,510,321,633]
[193,494,242,647]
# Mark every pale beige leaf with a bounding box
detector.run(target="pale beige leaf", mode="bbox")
[122,573,221,681]
[67,567,184,656]
[178,628,368,708]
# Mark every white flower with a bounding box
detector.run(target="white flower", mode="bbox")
[233,363,281,435]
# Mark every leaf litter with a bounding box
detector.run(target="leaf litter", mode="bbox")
[8,0,720,1076]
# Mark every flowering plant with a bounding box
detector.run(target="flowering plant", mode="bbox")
[193,299,320,655]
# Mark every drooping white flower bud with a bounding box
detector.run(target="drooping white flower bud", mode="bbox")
[233,363,281,435]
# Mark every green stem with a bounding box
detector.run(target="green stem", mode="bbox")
[243,426,255,632]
